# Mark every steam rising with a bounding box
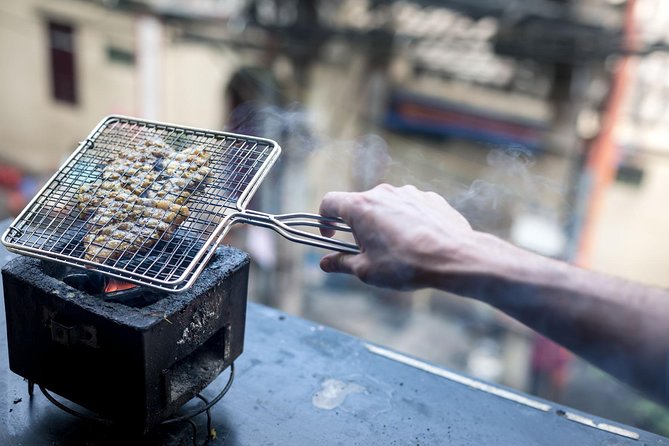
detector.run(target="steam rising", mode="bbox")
[450,146,564,236]
[352,134,392,190]
[227,101,320,159]
[227,102,564,240]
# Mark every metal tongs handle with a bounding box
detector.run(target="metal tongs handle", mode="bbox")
[230,210,360,254]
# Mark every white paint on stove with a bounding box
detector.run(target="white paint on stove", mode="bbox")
[176,308,216,345]
[312,379,366,410]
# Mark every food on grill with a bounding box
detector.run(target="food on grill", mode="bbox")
[77,138,209,262]
[82,198,191,262]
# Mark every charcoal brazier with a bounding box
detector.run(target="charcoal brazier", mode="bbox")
[1,247,249,434]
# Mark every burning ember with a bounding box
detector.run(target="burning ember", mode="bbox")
[60,271,157,307]
[104,278,137,294]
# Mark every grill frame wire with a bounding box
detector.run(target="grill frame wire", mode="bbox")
[1,116,358,292]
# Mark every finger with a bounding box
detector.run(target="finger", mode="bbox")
[319,226,336,238]
[319,191,353,237]
[319,191,355,219]
[320,252,358,275]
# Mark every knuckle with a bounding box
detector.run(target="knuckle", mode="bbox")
[348,193,369,212]
[319,193,336,211]
[320,191,350,217]
[426,190,443,201]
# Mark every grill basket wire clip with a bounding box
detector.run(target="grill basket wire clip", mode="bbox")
[1,115,360,292]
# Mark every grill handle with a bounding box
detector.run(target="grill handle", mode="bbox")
[230,210,360,254]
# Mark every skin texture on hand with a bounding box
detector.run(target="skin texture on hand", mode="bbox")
[319,184,476,290]
[318,183,669,405]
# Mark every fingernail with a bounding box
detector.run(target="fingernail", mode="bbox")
[320,257,331,272]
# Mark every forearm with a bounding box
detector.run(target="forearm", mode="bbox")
[318,184,669,403]
[433,232,669,404]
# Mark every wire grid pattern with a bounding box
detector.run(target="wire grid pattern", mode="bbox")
[3,117,278,287]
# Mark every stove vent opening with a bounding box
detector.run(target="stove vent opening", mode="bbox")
[40,261,167,308]
[163,325,229,405]
[62,272,166,308]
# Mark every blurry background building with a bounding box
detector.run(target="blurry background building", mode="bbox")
[1,0,669,436]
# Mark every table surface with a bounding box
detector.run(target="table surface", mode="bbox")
[0,234,667,445]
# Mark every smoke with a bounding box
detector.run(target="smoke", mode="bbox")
[227,101,564,240]
[449,146,564,236]
[352,134,392,190]
[228,100,395,190]
[227,101,320,159]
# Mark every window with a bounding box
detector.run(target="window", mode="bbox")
[48,21,77,104]
[107,46,135,66]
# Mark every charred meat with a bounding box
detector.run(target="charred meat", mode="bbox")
[76,138,209,263]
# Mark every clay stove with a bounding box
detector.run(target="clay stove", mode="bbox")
[1,246,249,434]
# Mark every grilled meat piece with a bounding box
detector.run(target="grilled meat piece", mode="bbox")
[82,201,190,262]
[77,138,208,263]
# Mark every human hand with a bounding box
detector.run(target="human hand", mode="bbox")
[322,186,669,406]
[318,184,477,290]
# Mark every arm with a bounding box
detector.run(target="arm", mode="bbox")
[319,184,669,404]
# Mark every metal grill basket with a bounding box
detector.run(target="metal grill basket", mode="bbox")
[1,116,357,292]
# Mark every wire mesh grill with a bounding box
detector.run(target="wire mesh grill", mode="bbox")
[2,116,280,290]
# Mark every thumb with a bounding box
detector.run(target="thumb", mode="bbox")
[320,252,359,275]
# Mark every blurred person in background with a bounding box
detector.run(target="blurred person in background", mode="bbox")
[318,184,669,405]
